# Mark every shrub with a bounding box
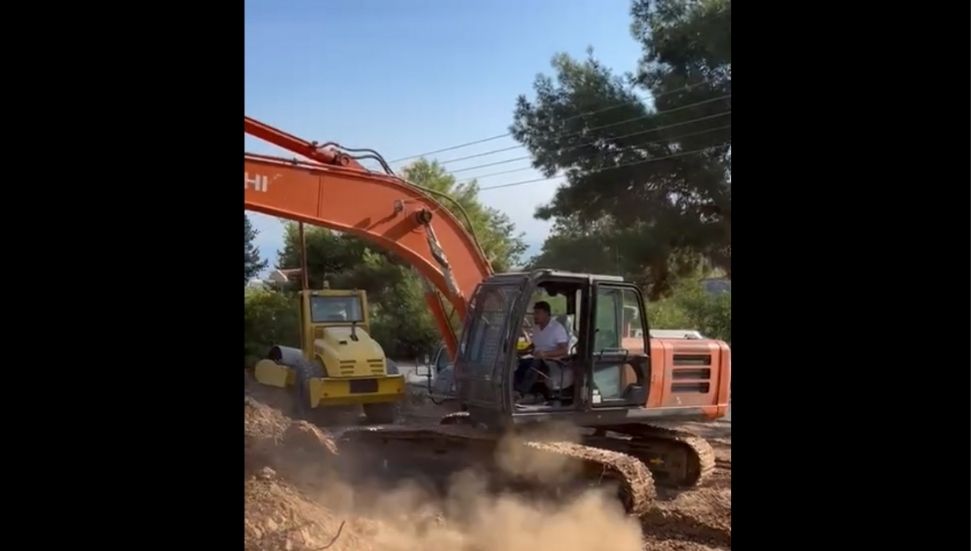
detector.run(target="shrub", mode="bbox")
[244,288,299,366]
[647,277,731,343]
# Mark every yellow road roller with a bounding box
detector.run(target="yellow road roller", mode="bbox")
[254,288,405,424]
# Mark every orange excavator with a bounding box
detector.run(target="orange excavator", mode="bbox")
[244,116,731,515]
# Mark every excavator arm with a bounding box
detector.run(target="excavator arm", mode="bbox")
[244,117,494,357]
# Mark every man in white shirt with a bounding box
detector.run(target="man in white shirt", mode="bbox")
[514,301,570,403]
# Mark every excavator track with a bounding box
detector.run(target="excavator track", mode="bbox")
[583,424,716,488]
[521,440,655,516]
[335,423,656,516]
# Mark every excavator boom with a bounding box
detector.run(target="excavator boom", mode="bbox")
[244,121,493,357]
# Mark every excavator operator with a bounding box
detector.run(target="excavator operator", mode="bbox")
[513,301,569,404]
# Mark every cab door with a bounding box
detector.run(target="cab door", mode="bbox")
[588,282,650,407]
[454,282,524,417]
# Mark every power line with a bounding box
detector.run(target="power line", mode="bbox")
[477,143,729,191]
[448,111,731,175]
[389,132,512,164]
[437,94,729,167]
[388,81,724,163]
[558,79,714,120]
[437,144,523,166]
[457,124,731,183]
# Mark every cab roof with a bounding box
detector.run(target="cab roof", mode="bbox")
[489,269,625,283]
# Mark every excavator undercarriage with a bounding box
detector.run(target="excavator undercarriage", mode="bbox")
[336,417,715,516]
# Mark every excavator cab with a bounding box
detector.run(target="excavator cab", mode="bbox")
[454,270,651,427]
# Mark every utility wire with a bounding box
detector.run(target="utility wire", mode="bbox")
[389,82,725,163]
[477,142,730,191]
[444,107,730,170]
[447,111,731,175]
[431,94,729,167]
[456,124,731,183]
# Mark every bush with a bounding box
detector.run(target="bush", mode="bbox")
[244,288,299,366]
[367,276,441,359]
[647,277,731,343]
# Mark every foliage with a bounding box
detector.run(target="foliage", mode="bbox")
[366,269,442,359]
[244,287,299,366]
[401,159,527,272]
[276,226,367,290]
[244,215,268,283]
[646,274,731,342]
[527,214,709,298]
[512,0,731,299]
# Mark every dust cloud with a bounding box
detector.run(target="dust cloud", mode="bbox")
[311,466,644,551]
[331,424,638,551]
[494,421,586,485]
[245,387,644,551]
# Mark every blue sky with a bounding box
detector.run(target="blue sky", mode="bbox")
[245,0,645,274]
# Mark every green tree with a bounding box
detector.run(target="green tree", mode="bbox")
[244,287,299,365]
[528,214,707,298]
[646,273,730,342]
[402,159,527,272]
[512,0,731,298]
[276,225,367,290]
[244,215,268,283]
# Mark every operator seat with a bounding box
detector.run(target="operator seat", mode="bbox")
[544,314,577,393]
[556,314,578,354]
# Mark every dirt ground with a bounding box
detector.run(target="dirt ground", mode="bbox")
[244,372,731,550]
